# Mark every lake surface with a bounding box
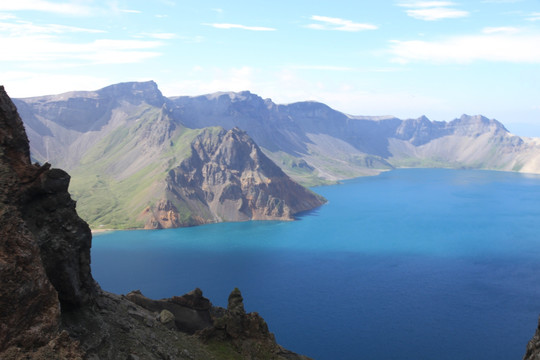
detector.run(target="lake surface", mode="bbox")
[92,169,540,359]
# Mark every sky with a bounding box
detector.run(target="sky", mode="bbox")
[1,1,540,136]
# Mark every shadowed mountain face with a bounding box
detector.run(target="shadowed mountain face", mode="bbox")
[15,81,540,229]
[0,85,94,357]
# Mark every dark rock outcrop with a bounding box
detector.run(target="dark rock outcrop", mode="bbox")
[141,127,326,229]
[0,85,87,357]
[0,85,96,309]
[126,289,213,334]
[199,288,312,360]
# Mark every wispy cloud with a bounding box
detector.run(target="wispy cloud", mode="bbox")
[482,26,520,34]
[405,8,469,20]
[306,15,378,31]
[138,32,177,40]
[0,36,163,64]
[291,65,355,71]
[0,71,111,97]
[389,31,540,63]
[203,23,276,31]
[398,1,457,7]
[398,1,469,21]
[0,0,94,16]
[0,13,16,20]
[0,18,163,65]
[481,0,522,3]
[118,9,142,14]
[527,12,540,21]
[288,65,402,73]
[0,20,105,36]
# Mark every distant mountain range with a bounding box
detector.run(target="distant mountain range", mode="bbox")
[15,81,540,229]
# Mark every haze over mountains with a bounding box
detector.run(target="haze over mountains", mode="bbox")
[15,80,540,229]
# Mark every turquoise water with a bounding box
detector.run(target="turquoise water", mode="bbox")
[92,169,540,359]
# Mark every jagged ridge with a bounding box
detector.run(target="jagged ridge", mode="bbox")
[141,127,326,229]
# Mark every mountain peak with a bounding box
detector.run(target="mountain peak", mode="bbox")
[454,114,508,133]
[98,80,164,106]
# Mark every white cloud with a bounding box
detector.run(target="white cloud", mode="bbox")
[139,32,177,40]
[0,34,163,63]
[0,19,106,35]
[0,71,111,98]
[0,13,16,20]
[389,31,540,63]
[0,0,94,16]
[203,23,276,31]
[0,16,169,65]
[119,9,141,14]
[481,0,522,3]
[160,66,258,96]
[306,15,378,31]
[527,12,540,21]
[482,26,520,34]
[291,65,355,71]
[405,7,469,20]
[398,1,457,7]
[398,1,469,21]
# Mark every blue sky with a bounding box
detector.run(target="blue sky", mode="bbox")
[1,1,540,136]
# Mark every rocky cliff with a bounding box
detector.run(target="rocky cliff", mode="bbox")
[0,86,311,359]
[141,127,326,229]
[0,84,93,358]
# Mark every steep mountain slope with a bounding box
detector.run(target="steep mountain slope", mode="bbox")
[14,81,166,170]
[16,81,540,229]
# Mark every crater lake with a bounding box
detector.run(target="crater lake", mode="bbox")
[92,168,540,359]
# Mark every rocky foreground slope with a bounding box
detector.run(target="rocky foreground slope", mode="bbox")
[0,86,311,359]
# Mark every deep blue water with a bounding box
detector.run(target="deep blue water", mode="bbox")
[92,169,540,359]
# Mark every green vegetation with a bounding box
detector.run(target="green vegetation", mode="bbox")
[388,156,459,169]
[263,150,334,187]
[68,110,212,229]
[205,340,242,360]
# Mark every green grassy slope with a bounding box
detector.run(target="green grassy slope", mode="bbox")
[69,109,209,229]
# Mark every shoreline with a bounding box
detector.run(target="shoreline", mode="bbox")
[91,228,116,235]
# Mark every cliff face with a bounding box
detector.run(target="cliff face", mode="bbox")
[141,127,326,229]
[0,85,91,357]
[0,86,311,359]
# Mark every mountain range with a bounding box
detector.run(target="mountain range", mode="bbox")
[14,80,540,229]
